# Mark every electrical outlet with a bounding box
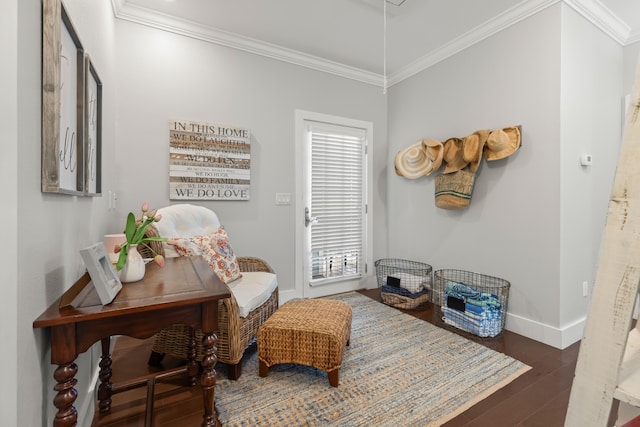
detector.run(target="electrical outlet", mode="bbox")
[582,281,589,297]
[275,192,291,205]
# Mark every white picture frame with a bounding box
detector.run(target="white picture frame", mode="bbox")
[80,242,122,305]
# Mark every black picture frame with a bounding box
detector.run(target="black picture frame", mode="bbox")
[84,54,102,196]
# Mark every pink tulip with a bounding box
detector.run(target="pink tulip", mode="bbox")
[147,209,157,219]
[154,254,165,268]
[141,202,149,213]
[114,244,122,253]
[167,238,180,245]
[154,213,163,222]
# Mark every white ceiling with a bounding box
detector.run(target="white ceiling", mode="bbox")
[113,0,640,86]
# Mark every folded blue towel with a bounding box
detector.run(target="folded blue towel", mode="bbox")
[443,317,503,338]
[445,296,502,320]
[444,281,501,310]
[443,307,502,325]
[442,306,503,337]
[442,306,485,328]
[442,314,502,337]
[381,284,429,299]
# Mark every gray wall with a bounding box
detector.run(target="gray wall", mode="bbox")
[388,5,562,336]
[386,3,624,347]
[18,3,387,425]
[624,42,640,93]
[16,1,118,425]
[1,0,18,425]
[111,19,388,295]
[559,4,622,328]
[6,0,639,425]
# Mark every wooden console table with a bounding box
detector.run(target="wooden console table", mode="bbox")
[33,256,231,427]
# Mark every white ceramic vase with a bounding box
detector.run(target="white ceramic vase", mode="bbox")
[118,244,145,283]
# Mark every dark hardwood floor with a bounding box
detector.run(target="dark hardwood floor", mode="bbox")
[92,289,579,426]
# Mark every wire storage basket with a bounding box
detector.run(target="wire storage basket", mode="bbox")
[375,259,433,310]
[433,269,510,337]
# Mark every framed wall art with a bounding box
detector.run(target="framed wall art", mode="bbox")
[169,119,251,201]
[84,55,102,196]
[42,0,85,195]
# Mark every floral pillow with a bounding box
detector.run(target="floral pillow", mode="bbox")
[171,227,242,284]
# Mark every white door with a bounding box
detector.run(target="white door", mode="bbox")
[295,110,373,299]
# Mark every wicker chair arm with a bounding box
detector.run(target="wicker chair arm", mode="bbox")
[237,256,274,273]
[138,223,165,259]
[218,294,244,362]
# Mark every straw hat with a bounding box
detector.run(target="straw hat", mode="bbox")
[422,138,444,174]
[484,126,521,161]
[462,129,490,173]
[394,139,444,179]
[442,137,467,174]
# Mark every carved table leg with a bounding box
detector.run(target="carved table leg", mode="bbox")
[53,362,78,427]
[187,327,198,386]
[97,337,113,413]
[200,332,220,427]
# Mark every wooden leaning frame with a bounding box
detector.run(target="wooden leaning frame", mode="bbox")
[565,58,640,424]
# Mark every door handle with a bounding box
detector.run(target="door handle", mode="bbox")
[305,207,318,227]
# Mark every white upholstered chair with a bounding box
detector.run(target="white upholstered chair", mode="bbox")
[144,204,279,380]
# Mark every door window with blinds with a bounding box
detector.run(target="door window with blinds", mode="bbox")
[304,121,367,287]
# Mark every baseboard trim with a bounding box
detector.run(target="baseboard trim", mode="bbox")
[279,289,301,304]
[279,289,586,349]
[505,312,585,349]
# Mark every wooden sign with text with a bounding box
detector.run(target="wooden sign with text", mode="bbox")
[169,119,251,200]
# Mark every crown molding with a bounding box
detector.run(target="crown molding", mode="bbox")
[564,0,630,44]
[112,0,635,89]
[389,0,633,87]
[110,0,383,87]
[388,0,559,86]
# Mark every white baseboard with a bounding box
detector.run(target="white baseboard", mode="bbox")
[505,312,585,349]
[279,288,302,304]
[279,289,586,349]
[279,284,378,305]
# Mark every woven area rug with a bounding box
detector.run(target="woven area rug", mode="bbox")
[214,292,530,426]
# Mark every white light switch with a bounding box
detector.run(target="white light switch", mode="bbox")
[107,190,117,211]
[276,193,291,205]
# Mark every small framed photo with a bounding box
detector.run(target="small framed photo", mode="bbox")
[80,242,122,305]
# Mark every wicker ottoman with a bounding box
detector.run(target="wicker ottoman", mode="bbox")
[257,299,352,387]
